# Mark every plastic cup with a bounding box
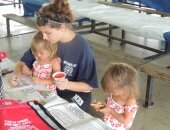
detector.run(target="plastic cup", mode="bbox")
[52,72,66,81]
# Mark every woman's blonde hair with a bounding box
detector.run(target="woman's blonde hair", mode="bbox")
[36,0,73,28]
[31,31,57,60]
[101,63,139,99]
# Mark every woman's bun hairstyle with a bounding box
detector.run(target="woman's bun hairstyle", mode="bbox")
[37,0,73,27]
[52,0,73,23]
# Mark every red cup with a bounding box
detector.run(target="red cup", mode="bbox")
[52,72,66,81]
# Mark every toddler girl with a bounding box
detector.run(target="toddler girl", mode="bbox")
[98,63,139,130]
[31,31,61,93]
[10,31,61,93]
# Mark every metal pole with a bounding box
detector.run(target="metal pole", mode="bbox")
[144,75,154,108]
[6,18,11,37]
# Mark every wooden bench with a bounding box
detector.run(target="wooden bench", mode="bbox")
[3,13,170,108]
[3,14,37,36]
[2,13,96,36]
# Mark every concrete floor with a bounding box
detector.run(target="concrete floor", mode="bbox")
[1,4,170,130]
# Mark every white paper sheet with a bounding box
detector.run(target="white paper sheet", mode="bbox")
[44,95,112,130]
[3,75,53,103]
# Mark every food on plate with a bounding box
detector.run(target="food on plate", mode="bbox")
[91,102,105,109]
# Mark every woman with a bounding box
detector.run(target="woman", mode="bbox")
[17,0,98,111]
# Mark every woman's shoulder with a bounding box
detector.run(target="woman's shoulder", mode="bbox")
[74,33,91,47]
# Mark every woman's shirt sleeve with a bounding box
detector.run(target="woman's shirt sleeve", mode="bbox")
[20,48,35,69]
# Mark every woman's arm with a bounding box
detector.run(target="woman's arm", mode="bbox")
[15,61,32,76]
[33,77,93,92]
[8,61,32,86]
[65,81,93,92]
[14,61,24,77]
[32,77,54,85]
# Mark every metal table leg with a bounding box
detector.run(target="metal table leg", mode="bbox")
[18,0,21,8]
[144,75,154,108]
[165,41,170,53]
[91,20,95,33]
[108,24,113,43]
[6,18,11,37]
[120,30,126,46]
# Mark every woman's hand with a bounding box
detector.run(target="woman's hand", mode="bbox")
[54,78,68,90]
[21,64,32,76]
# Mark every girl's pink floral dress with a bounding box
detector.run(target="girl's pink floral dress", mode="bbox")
[103,95,138,130]
[33,60,57,93]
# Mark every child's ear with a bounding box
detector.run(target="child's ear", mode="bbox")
[123,85,129,92]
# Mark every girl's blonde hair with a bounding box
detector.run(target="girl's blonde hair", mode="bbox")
[101,63,139,99]
[31,31,57,60]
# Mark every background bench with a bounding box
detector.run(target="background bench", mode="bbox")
[3,14,37,36]
[2,13,94,36]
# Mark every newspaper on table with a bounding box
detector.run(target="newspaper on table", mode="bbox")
[44,95,112,130]
[3,74,53,103]
[2,72,111,129]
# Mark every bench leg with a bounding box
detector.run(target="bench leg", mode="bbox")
[13,0,16,7]
[120,30,126,46]
[144,75,154,108]
[13,0,21,8]
[165,41,170,53]
[108,24,113,43]
[78,22,83,27]
[91,20,95,33]
[18,0,21,8]
[6,18,11,37]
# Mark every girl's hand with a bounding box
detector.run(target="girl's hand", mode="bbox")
[54,78,68,90]
[8,74,20,86]
[99,104,111,115]
[91,101,106,111]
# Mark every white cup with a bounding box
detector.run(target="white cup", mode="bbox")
[52,72,66,81]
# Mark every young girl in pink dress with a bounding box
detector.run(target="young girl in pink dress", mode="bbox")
[10,31,61,93]
[96,63,139,130]
[31,31,61,93]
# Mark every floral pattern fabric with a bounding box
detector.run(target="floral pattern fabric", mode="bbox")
[103,96,138,130]
[33,61,56,93]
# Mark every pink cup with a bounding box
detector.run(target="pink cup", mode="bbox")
[52,72,66,81]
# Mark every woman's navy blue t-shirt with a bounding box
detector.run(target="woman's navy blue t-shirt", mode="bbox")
[20,33,98,111]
